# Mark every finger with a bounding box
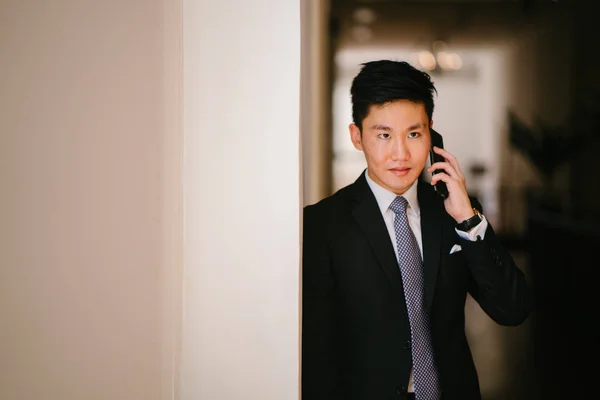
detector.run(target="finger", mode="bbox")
[430,171,452,186]
[431,171,471,207]
[430,169,466,190]
[434,147,465,180]
[427,161,460,180]
[433,146,465,180]
[430,172,466,198]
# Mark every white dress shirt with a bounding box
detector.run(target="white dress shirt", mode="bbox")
[364,170,488,393]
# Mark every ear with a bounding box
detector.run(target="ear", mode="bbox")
[349,123,363,151]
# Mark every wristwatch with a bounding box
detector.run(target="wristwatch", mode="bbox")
[456,208,483,232]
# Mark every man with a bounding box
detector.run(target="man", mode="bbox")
[301,60,531,400]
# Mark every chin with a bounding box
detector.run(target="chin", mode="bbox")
[382,181,406,194]
[387,177,414,193]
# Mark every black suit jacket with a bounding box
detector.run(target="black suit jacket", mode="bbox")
[301,171,531,400]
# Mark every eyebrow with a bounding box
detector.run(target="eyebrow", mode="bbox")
[405,122,426,131]
[370,124,392,131]
[369,123,426,131]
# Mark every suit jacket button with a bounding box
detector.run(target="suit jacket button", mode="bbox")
[404,340,411,350]
[397,386,406,398]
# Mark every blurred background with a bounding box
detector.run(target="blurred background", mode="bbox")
[302,0,600,398]
[2,1,599,399]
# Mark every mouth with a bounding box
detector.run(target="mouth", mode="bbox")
[389,167,411,176]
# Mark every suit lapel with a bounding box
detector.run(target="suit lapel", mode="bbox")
[418,180,444,311]
[350,172,404,293]
[348,173,445,308]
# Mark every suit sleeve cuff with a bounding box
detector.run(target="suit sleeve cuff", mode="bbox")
[455,216,488,241]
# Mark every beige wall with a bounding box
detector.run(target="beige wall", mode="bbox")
[0,1,181,399]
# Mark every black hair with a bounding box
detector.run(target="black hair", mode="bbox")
[350,60,437,130]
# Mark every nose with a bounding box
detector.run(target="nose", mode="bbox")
[390,138,409,161]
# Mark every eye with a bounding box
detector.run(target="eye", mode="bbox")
[408,131,421,138]
[377,133,391,139]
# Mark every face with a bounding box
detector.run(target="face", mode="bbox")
[350,99,432,195]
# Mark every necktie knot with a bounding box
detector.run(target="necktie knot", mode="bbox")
[389,196,408,216]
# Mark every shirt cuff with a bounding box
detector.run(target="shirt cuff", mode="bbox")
[455,216,488,241]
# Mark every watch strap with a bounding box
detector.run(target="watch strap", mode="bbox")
[456,208,483,232]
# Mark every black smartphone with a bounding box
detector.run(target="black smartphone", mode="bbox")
[430,128,449,199]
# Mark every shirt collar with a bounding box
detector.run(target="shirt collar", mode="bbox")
[364,169,420,218]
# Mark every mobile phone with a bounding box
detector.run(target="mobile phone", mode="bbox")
[430,128,449,199]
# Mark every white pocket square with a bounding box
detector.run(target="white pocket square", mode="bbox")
[449,244,462,254]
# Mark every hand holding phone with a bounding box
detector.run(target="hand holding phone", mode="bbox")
[430,129,449,198]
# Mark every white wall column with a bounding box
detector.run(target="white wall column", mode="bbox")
[181,1,302,399]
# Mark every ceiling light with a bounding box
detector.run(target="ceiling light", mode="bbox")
[353,7,377,24]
